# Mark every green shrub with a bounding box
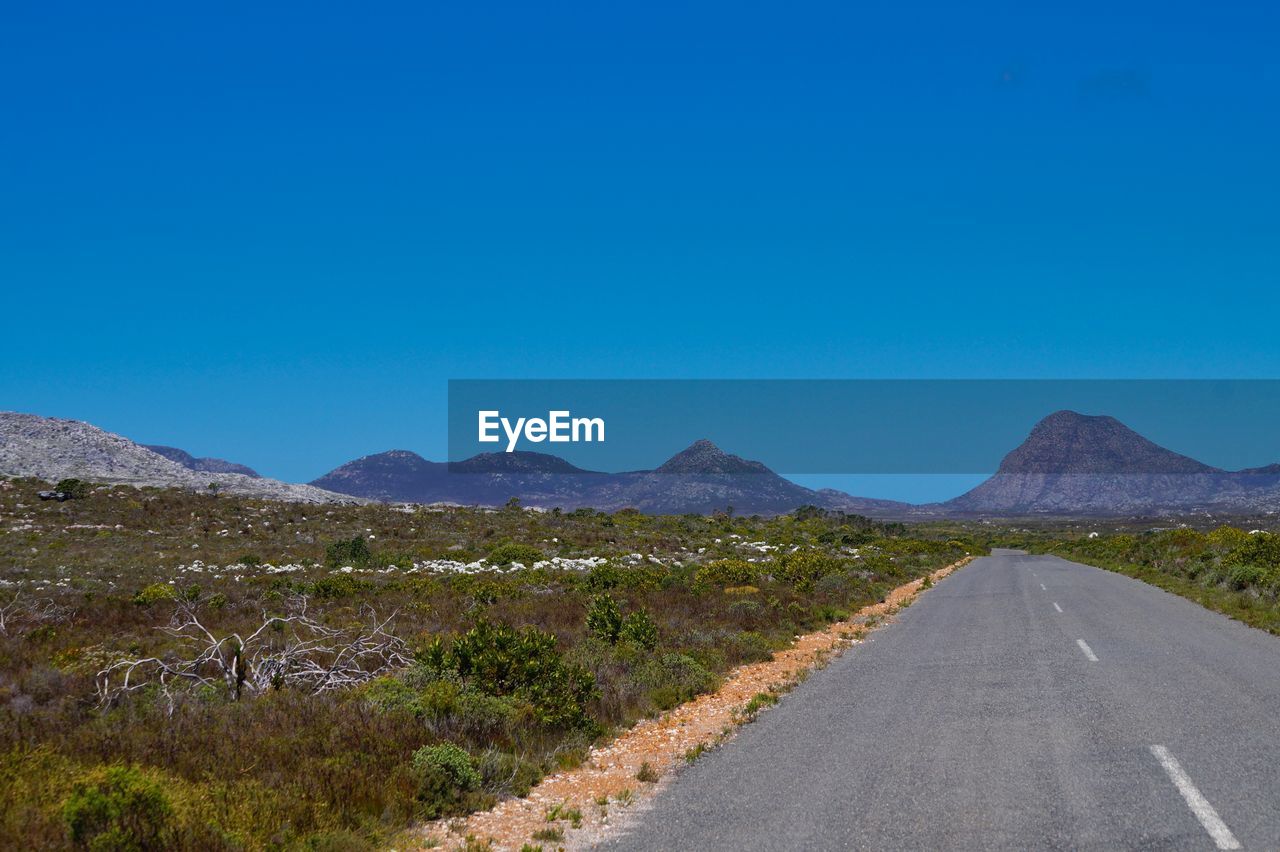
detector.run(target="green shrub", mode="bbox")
[619,610,659,650]
[1226,564,1268,591]
[413,744,480,789]
[360,676,422,715]
[583,562,620,591]
[726,598,763,621]
[411,744,481,818]
[131,583,176,607]
[813,572,850,596]
[454,690,522,740]
[694,559,758,589]
[586,594,623,643]
[62,765,173,851]
[308,575,372,599]
[615,564,668,592]
[742,690,779,716]
[1207,526,1251,552]
[446,621,598,731]
[633,653,717,711]
[416,678,462,719]
[1233,533,1280,570]
[723,630,775,663]
[324,536,372,568]
[55,478,91,499]
[476,750,544,798]
[487,542,544,566]
[773,551,842,591]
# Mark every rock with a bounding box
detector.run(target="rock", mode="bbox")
[1,412,362,505]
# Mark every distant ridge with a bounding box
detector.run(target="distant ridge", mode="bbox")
[312,411,1280,517]
[145,444,261,478]
[310,440,908,516]
[450,451,593,475]
[310,450,445,503]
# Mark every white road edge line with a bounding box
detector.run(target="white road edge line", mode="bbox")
[1076,639,1099,662]
[1053,602,1063,613]
[1150,745,1241,850]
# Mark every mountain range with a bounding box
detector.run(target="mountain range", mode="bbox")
[310,439,912,516]
[3,409,1279,517]
[310,411,1280,517]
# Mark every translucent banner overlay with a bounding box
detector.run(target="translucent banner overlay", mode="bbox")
[448,380,1280,474]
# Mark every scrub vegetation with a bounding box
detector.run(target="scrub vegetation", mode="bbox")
[0,477,975,849]
[1023,526,1280,634]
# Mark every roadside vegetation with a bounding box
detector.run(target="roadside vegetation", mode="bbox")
[1024,526,1280,634]
[0,477,976,850]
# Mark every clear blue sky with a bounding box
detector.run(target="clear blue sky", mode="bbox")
[4,2,1279,499]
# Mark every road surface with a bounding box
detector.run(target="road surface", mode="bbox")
[601,550,1280,850]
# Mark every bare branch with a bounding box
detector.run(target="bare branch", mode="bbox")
[0,591,74,637]
[96,597,410,708]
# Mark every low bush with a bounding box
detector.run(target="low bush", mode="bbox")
[131,583,176,607]
[325,536,372,568]
[585,594,623,643]
[1227,564,1268,591]
[487,542,544,567]
[619,610,659,650]
[773,551,842,592]
[55,479,91,500]
[439,621,598,733]
[694,559,758,589]
[411,744,481,818]
[62,764,173,851]
[632,653,718,711]
[308,574,373,599]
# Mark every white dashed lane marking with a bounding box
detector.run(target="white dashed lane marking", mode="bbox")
[1150,745,1240,850]
[1076,639,1099,662]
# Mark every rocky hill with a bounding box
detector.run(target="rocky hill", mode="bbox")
[940,410,1280,516]
[311,450,447,502]
[654,440,772,475]
[144,445,261,478]
[0,412,359,504]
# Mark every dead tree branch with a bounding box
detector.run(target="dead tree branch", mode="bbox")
[96,596,410,709]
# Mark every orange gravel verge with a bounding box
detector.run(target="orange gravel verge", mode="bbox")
[415,556,973,851]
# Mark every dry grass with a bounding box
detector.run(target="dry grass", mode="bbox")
[0,476,980,848]
[419,557,972,851]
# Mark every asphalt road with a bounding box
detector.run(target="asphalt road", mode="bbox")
[600,550,1280,851]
